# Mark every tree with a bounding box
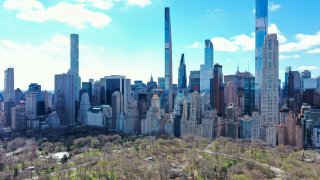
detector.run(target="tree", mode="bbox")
[90,139,100,149]
[13,166,18,177]
[7,137,26,152]
[61,154,68,164]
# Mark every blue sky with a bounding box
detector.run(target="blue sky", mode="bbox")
[0,0,320,90]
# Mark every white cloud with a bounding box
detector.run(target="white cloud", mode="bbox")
[298,66,319,71]
[211,34,254,52]
[126,0,152,7]
[4,1,112,29]
[0,35,71,90]
[233,34,255,51]
[77,0,114,10]
[186,41,202,49]
[280,32,320,52]
[0,34,95,90]
[252,9,256,14]
[279,54,300,60]
[268,24,287,43]
[4,0,44,11]
[268,2,281,11]
[0,35,162,90]
[211,37,239,52]
[307,48,320,54]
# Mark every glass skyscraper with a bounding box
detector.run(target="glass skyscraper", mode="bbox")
[200,39,214,92]
[255,0,268,112]
[204,39,214,68]
[165,7,173,112]
[244,77,255,115]
[178,53,187,90]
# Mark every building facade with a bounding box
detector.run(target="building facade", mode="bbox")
[260,34,279,146]
[164,7,173,112]
[244,77,255,115]
[55,73,75,126]
[255,0,268,112]
[200,39,214,92]
[178,54,187,90]
[189,71,200,92]
[4,68,15,102]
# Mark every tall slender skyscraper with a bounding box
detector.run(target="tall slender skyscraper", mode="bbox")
[70,34,79,74]
[3,68,15,127]
[204,39,214,68]
[200,39,214,92]
[261,34,279,146]
[255,0,268,112]
[4,68,15,102]
[178,53,187,90]
[165,7,173,112]
[68,34,81,101]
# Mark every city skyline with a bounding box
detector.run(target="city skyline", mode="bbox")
[1,0,320,90]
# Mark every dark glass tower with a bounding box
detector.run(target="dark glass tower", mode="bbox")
[165,7,173,112]
[244,77,255,115]
[255,0,268,112]
[178,53,187,90]
[211,64,224,116]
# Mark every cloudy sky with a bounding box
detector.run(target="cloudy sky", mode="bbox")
[0,0,320,90]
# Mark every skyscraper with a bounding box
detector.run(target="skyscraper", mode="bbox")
[158,77,165,89]
[178,53,187,90]
[4,67,15,102]
[100,75,130,110]
[78,92,91,124]
[25,92,38,120]
[81,81,93,104]
[55,73,75,125]
[3,68,15,127]
[11,103,27,132]
[68,34,81,101]
[70,34,79,75]
[165,7,173,112]
[224,81,238,106]
[189,71,200,92]
[283,66,291,100]
[244,77,255,115]
[260,34,279,146]
[204,39,214,68]
[211,64,224,116]
[301,70,312,91]
[301,70,311,79]
[255,0,268,112]
[200,40,214,92]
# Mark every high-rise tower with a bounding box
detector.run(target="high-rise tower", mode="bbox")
[70,34,79,75]
[200,39,214,92]
[204,39,214,68]
[4,67,15,102]
[68,34,81,101]
[165,7,173,112]
[255,0,268,112]
[55,73,76,125]
[178,54,187,90]
[211,64,224,116]
[261,34,279,146]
